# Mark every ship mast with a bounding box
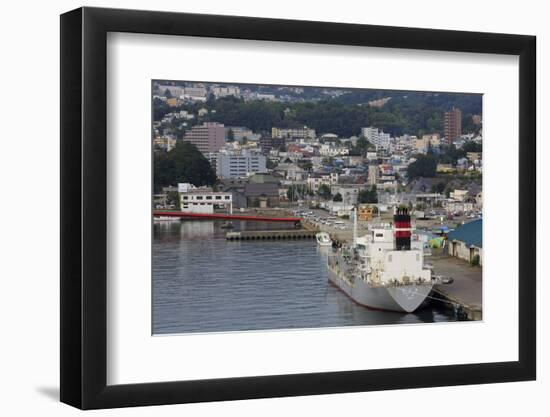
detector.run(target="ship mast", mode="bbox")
[352,206,357,249]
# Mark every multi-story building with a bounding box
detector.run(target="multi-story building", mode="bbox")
[259,136,286,154]
[245,92,277,101]
[225,126,260,142]
[425,133,441,148]
[271,126,316,140]
[361,126,391,150]
[157,84,184,97]
[153,136,177,152]
[178,183,233,214]
[368,164,379,186]
[183,122,226,154]
[211,86,241,98]
[306,175,331,193]
[466,151,482,162]
[331,185,363,205]
[166,97,179,107]
[205,153,218,174]
[182,86,207,101]
[217,150,267,178]
[444,107,462,143]
[412,134,438,154]
[319,143,350,157]
[450,189,469,202]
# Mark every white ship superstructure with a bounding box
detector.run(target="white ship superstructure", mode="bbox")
[327,208,434,313]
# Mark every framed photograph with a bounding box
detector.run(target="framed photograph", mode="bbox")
[60,6,536,409]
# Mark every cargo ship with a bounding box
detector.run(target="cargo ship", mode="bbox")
[327,208,435,313]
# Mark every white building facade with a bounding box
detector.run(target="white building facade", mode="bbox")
[216,150,267,178]
[272,126,316,140]
[361,126,392,150]
[178,183,233,214]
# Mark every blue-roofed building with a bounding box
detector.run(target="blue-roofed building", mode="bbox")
[447,219,483,265]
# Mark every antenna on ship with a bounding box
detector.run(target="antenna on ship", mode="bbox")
[353,206,358,249]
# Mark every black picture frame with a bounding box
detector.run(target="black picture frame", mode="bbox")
[60,6,536,410]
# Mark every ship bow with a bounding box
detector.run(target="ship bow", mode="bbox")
[388,285,433,313]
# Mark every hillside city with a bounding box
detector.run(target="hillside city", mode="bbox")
[152,81,483,223]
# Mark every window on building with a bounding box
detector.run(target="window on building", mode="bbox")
[206,196,212,200]
[196,196,203,200]
[225,196,230,200]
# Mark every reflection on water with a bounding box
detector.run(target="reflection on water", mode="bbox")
[153,220,459,335]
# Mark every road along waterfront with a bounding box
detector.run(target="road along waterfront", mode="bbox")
[153,220,465,335]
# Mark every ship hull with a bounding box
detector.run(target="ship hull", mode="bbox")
[328,268,433,313]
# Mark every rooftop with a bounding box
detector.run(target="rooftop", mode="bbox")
[447,219,482,248]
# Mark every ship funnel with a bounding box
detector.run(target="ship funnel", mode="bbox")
[394,207,411,250]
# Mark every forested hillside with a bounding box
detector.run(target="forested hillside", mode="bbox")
[154,88,482,138]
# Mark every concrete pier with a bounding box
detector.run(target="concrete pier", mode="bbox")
[429,253,482,320]
[226,230,317,240]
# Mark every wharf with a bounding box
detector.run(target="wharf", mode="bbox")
[429,253,482,320]
[226,229,317,240]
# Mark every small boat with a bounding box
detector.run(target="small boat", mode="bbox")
[153,216,181,223]
[220,221,234,229]
[316,232,332,246]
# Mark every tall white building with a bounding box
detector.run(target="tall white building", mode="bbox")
[217,150,267,178]
[361,126,391,150]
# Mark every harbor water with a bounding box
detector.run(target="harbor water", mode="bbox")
[153,220,462,335]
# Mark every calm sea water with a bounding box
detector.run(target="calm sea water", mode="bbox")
[152,220,460,335]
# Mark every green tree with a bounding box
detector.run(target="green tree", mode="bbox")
[431,181,446,194]
[317,184,331,200]
[227,128,235,142]
[322,157,335,166]
[266,159,278,170]
[153,141,216,193]
[358,185,378,204]
[438,144,464,165]
[407,154,437,180]
[298,160,312,171]
[333,193,343,202]
[166,191,181,209]
[154,90,482,138]
[461,141,482,153]
[351,136,376,156]
[287,184,309,201]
